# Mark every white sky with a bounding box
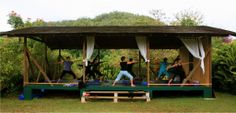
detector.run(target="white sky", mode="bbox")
[0,0,236,32]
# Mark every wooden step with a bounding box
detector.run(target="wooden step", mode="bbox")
[81,91,150,103]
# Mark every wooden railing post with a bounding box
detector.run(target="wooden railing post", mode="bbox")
[23,38,29,86]
[83,38,86,83]
[146,38,150,86]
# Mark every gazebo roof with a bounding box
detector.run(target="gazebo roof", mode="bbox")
[1,26,235,49]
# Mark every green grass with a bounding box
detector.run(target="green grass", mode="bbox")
[1,92,236,112]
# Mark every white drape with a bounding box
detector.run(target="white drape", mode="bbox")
[180,38,205,73]
[136,36,149,62]
[85,36,95,66]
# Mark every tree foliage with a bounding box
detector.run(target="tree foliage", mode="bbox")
[0,38,23,93]
[7,11,24,29]
[171,10,203,26]
[212,39,236,94]
[48,11,165,26]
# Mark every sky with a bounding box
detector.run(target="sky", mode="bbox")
[0,0,236,32]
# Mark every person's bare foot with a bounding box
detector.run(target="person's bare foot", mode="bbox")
[131,84,136,87]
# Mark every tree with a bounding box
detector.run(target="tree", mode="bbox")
[149,9,167,23]
[49,11,165,26]
[171,9,203,26]
[7,11,24,29]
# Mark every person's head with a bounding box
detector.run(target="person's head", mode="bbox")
[173,57,181,64]
[94,58,99,63]
[66,56,70,60]
[121,56,126,61]
[129,58,133,62]
[163,57,168,62]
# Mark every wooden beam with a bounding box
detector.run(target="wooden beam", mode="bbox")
[28,82,77,85]
[25,49,52,84]
[36,60,44,82]
[138,51,141,78]
[23,38,29,86]
[208,38,212,84]
[36,71,41,82]
[27,54,35,80]
[58,49,62,79]
[149,83,212,86]
[29,37,44,43]
[146,38,150,85]
[44,44,49,76]
[181,50,210,85]
[82,38,86,83]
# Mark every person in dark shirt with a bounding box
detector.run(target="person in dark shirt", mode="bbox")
[167,56,185,84]
[58,56,77,82]
[127,58,137,78]
[91,58,104,81]
[112,56,135,87]
[86,58,104,81]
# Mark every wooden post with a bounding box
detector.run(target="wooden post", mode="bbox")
[146,92,150,102]
[83,38,86,83]
[138,51,141,78]
[208,38,212,85]
[114,92,118,103]
[58,49,61,77]
[44,44,49,76]
[27,55,35,81]
[36,70,41,82]
[23,38,29,86]
[146,38,150,85]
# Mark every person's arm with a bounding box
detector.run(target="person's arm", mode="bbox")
[166,64,178,70]
[69,60,74,64]
[57,60,64,64]
[127,61,138,64]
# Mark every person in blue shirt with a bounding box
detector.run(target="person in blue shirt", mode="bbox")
[58,56,77,82]
[156,57,170,81]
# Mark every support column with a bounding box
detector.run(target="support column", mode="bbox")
[82,38,86,83]
[23,85,32,100]
[146,39,150,85]
[138,51,141,78]
[44,44,48,76]
[23,38,29,86]
[58,49,61,79]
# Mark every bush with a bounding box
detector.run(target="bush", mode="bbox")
[0,38,23,94]
[212,39,236,94]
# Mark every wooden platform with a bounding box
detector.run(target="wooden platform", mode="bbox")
[81,91,150,103]
[23,83,213,100]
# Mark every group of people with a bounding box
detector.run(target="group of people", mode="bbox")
[57,55,137,84]
[57,55,104,82]
[157,56,186,84]
[57,55,186,86]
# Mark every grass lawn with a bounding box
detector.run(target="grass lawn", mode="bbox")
[1,92,236,112]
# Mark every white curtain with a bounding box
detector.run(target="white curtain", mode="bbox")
[136,36,149,62]
[85,36,95,66]
[180,38,205,73]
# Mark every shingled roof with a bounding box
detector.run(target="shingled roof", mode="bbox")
[1,26,235,49]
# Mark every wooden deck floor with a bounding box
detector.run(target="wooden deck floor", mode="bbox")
[23,81,213,100]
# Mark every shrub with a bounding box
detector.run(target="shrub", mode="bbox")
[212,39,236,94]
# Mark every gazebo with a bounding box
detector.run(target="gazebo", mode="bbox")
[1,26,236,101]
